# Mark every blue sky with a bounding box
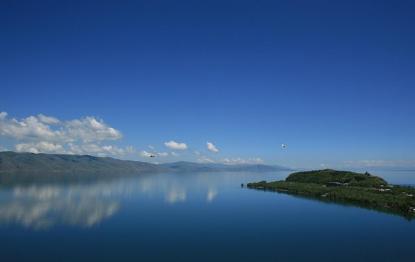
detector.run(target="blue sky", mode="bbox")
[1,0,414,169]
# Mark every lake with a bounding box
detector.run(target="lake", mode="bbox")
[1,170,414,261]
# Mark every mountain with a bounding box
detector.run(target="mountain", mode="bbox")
[0,151,163,184]
[0,152,291,184]
[160,161,291,173]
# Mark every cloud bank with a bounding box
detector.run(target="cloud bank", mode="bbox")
[0,111,131,156]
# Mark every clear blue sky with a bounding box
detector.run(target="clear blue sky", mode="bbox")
[1,0,414,169]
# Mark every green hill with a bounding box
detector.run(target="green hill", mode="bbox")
[247,169,415,219]
[286,169,387,187]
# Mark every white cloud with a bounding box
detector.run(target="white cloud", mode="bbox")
[171,152,179,157]
[206,142,219,153]
[67,143,129,157]
[140,150,153,158]
[15,142,64,154]
[139,150,169,158]
[0,112,122,143]
[0,115,59,141]
[164,140,187,150]
[37,114,60,125]
[197,155,215,163]
[0,112,128,157]
[221,157,264,165]
[64,117,122,142]
[0,112,8,120]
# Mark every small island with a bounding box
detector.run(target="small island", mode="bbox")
[247,169,415,219]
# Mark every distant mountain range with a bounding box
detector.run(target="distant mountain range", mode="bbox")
[160,161,290,173]
[0,152,291,184]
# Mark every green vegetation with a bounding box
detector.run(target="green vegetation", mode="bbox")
[286,169,387,187]
[247,169,415,219]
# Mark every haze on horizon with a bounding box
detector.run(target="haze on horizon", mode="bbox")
[1,0,414,170]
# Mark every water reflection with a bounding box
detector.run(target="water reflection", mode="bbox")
[206,188,218,203]
[0,184,120,229]
[0,171,290,229]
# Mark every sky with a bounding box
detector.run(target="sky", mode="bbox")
[1,0,414,169]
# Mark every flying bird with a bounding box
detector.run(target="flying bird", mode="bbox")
[281,144,287,149]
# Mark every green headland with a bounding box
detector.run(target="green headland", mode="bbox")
[247,169,415,219]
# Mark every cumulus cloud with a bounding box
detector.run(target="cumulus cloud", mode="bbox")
[67,143,130,156]
[164,140,187,150]
[37,114,60,125]
[15,142,64,154]
[0,112,121,143]
[0,111,131,157]
[64,117,122,142]
[206,142,219,153]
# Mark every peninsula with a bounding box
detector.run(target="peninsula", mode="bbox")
[247,169,415,219]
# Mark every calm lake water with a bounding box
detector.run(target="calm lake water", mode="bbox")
[0,170,414,261]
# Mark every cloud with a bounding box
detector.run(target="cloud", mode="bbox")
[0,112,129,157]
[221,157,264,165]
[206,142,219,153]
[140,150,153,157]
[37,114,60,125]
[164,140,187,150]
[0,112,8,120]
[67,143,130,156]
[0,112,122,143]
[139,150,169,158]
[197,155,215,163]
[15,142,64,154]
[0,114,59,141]
[64,117,122,142]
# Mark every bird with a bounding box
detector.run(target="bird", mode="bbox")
[281,144,287,149]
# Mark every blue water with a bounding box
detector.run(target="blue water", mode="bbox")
[0,170,414,261]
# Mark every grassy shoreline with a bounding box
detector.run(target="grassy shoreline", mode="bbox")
[247,170,415,219]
